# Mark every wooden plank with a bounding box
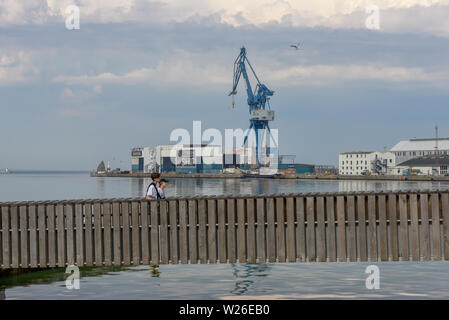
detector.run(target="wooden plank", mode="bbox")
[336,196,346,262]
[141,201,150,265]
[188,200,198,264]
[10,206,19,268]
[179,200,188,264]
[306,197,316,262]
[357,195,368,262]
[38,204,49,268]
[112,202,122,266]
[198,199,207,264]
[347,196,357,262]
[419,194,431,261]
[131,201,140,265]
[217,199,227,263]
[56,203,64,267]
[1,206,10,268]
[122,202,131,265]
[276,197,287,263]
[441,193,449,260]
[160,200,170,264]
[296,197,306,262]
[93,202,102,266]
[286,197,296,263]
[388,194,399,261]
[75,203,84,267]
[46,205,56,268]
[237,199,246,263]
[66,204,75,266]
[150,201,160,265]
[399,194,409,261]
[207,199,217,263]
[409,194,420,261]
[431,193,441,260]
[169,200,178,264]
[28,205,38,268]
[256,198,266,262]
[103,202,112,266]
[246,199,256,263]
[316,197,326,262]
[19,205,29,267]
[227,199,236,263]
[368,195,378,261]
[378,195,388,261]
[84,202,93,266]
[326,197,337,262]
[266,198,276,263]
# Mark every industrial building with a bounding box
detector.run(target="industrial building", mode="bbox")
[131,144,257,174]
[338,151,395,175]
[392,155,449,176]
[390,138,449,164]
[131,145,315,175]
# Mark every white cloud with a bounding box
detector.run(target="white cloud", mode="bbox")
[53,58,230,87]
[1,0,449,36]
[0,51,38,86]
[267,64,449,87]
[53,56,449,90]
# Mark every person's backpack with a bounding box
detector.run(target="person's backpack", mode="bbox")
[146,182,161,200]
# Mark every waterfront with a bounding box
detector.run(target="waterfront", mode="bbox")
[2,172,449,202]
[2,172,449,300]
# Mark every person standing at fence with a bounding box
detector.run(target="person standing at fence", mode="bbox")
[146,173,162,200]
[158,179,168,199]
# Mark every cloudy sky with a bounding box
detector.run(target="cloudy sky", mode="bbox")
[1,0,449,170]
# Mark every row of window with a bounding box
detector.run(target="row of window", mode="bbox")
[395,150,449,157]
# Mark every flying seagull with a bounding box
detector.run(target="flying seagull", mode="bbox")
[290,42,301,50]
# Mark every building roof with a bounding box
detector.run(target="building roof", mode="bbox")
[340,151,374,155]
[397,155,449,167]
[391,138,449,152]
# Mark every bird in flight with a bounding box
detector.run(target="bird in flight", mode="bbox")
[290,42,301,50]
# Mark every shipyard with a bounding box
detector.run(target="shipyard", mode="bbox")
[2,0,449,306]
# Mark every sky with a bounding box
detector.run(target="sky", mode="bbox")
[0,0,449,170]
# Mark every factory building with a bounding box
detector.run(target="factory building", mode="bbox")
[390,138,449,164]
[392,155,449,176]
[131,145,257,174]
[338,151,395,175]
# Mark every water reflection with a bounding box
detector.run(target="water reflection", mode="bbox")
[230,263,271,295]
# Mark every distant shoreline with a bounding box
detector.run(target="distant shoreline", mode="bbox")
[90,172,449,182]
[5,170,91,174]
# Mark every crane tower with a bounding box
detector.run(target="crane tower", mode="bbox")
[229,47,277,169]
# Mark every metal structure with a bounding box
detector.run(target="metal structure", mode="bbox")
[229,47,276,169]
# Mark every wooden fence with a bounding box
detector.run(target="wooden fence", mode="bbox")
[1,190,449,269]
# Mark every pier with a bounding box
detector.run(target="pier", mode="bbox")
[1,190,449,270]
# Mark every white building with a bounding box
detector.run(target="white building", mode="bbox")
[339,151,395,175]
[390,138,449,165]
[132,144,256,173]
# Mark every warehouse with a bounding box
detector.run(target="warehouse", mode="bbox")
[393,155,449,176]
[131,145,256,174]
[390,138,449,164]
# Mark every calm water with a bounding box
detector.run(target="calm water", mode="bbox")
[1,172,449,299]
[1,172,449,202]
[2,262,449,300]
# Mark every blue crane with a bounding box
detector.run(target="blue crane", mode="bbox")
[229,46,276,169]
